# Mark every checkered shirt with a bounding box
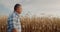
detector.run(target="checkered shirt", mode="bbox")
[7,11,21,32]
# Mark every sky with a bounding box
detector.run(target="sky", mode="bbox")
[0,0,60,17]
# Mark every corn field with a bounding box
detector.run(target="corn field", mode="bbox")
[0,16,60,32]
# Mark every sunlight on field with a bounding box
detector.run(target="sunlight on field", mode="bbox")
[0,16,60,32]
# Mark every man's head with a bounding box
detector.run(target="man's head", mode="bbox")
[14,4,22,14]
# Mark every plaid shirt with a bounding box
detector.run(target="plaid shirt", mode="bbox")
[7,11,21,32]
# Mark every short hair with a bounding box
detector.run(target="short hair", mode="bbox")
[14,4,21,11]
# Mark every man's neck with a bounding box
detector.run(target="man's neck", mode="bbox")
[14,11,20,16]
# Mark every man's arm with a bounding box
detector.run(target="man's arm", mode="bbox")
[12,28,17,32]
[7,17,17,32]
[12,17,18,32]
[8,17,18,32]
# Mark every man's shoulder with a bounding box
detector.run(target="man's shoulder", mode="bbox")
[8,12,18,19]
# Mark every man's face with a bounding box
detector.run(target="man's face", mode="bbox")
[16,6,22,14]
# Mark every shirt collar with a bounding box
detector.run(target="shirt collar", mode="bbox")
[14,11,20,17]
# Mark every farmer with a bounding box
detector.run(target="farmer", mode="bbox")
[7,4,22,32]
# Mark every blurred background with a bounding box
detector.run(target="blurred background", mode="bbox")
[0,0,60,32]
[0,0,60,17]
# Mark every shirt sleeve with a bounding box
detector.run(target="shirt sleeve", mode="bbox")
[13,17,18,28]
[13,17,21,32]
[12,16,21,32]
[7,16,18,31]
[7,12,21,32]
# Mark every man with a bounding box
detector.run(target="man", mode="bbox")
[7,4,22,32]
